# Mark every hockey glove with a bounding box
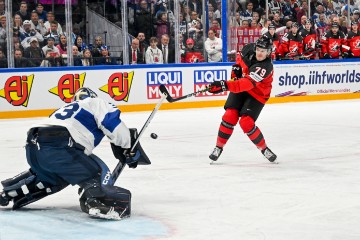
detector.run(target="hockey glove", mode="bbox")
[208,80,228,94]
[342,52,350,58]
[231,64,242,80]
[124,149,139,168]
[323,53,331,59]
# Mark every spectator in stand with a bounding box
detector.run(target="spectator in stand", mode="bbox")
[352,10,360,23]
[188,11,202,29]
[312,5,325,23]
[188,0,203,16]
[0,16,6,47]
[298,15,308,32]
[24,37,45,66]
[231,12,242,27]
[20,20,44,48]
[332,0,342,15]
[158,34,175,64]
[30,11,47,36]
[128,38,144,65]
[72,46,83,66]
[0,47,7,68]
[44,12,63,35]
[332,16,347,34]
[137,32,148,62]
[278,22,303,59]
[179,34,186,54]
[251,0,266,12]
[134,0,153,43]
[282,0,296,21]
[0,0,5,16]
[252,11,260,25]
[56,34,67,57]
[205,29,222,62]
[316,14,328,28]
[145,37,163,64]
[297,1,308,25]
[97,45,117,65]
[13,36,24,53]
[36,3,47,22]
[155,12,170,41]
[15,1,30,21]
[13,14,24,34]
[40,49,62,67]
[320,23,346,59]
[91,36,104,59]
[268,0,282,15]
[79,48,94,66]
[42,36,60,56]
[214,1,222,21]
[241,2,254,22]
[325,2,337,17]
[181,38,204,63]
[75,35,87,53]
[44,21,61,45]
[344,22,360,58]
[272,13,284,28]
[14,48,35,68]
[299,20,317,59]
[242,19,250,28]
[210,19,221,38]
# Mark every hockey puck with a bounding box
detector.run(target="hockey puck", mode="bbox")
[150,133,158,139]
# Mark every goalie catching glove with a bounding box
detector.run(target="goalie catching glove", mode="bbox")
[208,80,228,94]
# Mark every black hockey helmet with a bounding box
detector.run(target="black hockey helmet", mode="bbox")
[255,36,273,51]
[72,87,98,101]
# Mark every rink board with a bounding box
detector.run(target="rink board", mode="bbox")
[0,59,360,119]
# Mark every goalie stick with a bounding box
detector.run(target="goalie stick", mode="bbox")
[159,84,211,103]
[110,94,167,184]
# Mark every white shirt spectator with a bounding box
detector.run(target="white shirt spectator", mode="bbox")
[205,30,222,62]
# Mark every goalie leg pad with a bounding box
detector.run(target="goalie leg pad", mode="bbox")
[1,170,66,209]
[79,178,131,218]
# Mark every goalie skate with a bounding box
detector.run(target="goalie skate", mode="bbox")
[88,207,126,220]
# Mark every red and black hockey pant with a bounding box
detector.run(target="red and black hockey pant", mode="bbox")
[216,92,267,150]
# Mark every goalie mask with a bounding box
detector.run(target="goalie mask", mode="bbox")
[72,87,98,102]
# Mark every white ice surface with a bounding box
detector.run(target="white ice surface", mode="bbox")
[1,99,360,240]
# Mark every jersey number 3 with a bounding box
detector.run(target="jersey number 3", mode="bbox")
[54,103,79,120]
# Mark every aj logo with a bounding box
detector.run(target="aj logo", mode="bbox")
[99,72,134,102]
[49,73,86,103]
[0,74,34,107]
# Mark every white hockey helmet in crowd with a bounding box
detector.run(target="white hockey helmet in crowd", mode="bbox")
[72,87,98,101]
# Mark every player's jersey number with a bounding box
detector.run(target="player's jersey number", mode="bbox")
[54,103,80,120]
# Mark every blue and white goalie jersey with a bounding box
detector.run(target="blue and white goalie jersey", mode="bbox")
[34,98,131,155]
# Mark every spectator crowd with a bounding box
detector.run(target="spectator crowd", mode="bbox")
[0,0,359,69]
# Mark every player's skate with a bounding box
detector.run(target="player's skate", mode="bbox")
[261,147,277,162]
[0,192,9,206]
[209,146,223,161]
[86,198,125,220]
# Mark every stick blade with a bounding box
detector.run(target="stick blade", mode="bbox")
[159,84,174,102]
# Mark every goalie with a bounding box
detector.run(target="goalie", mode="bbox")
[207,36,277,163]
[0,87,150,220]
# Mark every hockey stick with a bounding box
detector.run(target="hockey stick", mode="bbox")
[159,84,211,103]
[110,94,167,184]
